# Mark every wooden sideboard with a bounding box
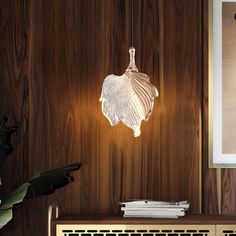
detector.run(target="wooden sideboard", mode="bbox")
[52,215,236,236]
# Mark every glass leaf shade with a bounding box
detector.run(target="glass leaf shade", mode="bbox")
[99,47,158,137]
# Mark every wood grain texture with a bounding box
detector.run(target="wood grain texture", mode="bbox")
[202,0,220,214]
[0,0,203,235]
[0,0,31,235]
[53,214,236,224]
[159,0,202,211]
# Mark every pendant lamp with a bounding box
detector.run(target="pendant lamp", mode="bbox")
[99,0,158,137]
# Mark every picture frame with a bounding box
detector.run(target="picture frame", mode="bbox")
[209,0,236,167]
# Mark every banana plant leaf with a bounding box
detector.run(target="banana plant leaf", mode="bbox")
[26,163,81,198]
[0,163,81,229]
[0,116,17,166]
[0,183,30,228]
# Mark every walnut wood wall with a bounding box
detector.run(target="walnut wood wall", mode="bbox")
[0,0,206,235]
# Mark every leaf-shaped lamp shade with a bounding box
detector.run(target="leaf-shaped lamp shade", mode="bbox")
[99,47,158,137]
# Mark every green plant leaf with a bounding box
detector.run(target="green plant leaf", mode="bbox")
[0,183,29,229]
[26,163,81,198]
[0,163,81,229]
[0,208,12,229]
[0,116,7,128]
[0,116,17,166]
[0,183,30,210]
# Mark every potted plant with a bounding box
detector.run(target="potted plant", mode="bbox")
[0,116,81,229]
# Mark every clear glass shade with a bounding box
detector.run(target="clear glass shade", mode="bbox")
[100,47,158,137]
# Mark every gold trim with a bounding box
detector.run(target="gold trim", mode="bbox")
[208,0,214,168]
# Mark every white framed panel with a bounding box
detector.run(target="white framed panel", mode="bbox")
[209,0,236,167]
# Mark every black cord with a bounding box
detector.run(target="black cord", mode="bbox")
[131,0,134,47]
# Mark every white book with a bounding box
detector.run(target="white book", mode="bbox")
[122,205,189,209]
[120,200,188,206]
[123,214,179,219]
[121,207,185,212]
[123,210,185,217]
[120,202,189,210]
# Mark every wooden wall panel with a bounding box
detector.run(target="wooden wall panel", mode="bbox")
[202,0,221,214]
[0,0,31,235]
[160,0,202,210]
[0,0,203,235]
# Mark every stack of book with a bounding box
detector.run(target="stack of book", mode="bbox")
[120,200,190,219]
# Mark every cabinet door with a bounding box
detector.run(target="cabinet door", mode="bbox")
[216,225,236,236]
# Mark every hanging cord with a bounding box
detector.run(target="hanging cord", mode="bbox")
[131,0,134,47]
[126,0,137,72]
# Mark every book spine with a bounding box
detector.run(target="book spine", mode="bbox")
[122,204,189,209]
[120,201,188,206]
[121,207,184,212]
[123,215,179,219]
[123,211,185,216]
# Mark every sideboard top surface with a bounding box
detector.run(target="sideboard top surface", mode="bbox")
[53,214,236,225]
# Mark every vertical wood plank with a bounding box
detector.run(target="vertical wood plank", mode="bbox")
[160,0,202,213]
[202,0,221,214]
[0,0,30,235]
